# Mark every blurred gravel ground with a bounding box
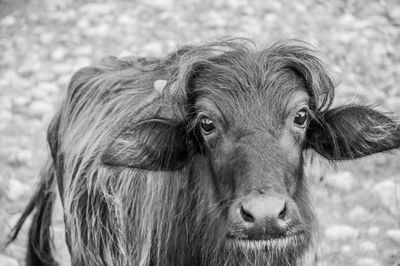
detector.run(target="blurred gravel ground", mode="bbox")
[0,0,400,265]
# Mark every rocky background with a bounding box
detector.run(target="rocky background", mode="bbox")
[0,0,399,265]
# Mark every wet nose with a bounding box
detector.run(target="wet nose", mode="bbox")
[239,196,290,237]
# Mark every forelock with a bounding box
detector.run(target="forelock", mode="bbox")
[168,39,334,126]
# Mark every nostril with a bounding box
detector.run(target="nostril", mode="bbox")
[240,205,254,223]
[278,202,287,220]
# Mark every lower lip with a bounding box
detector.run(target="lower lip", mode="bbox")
[226,232,307,250]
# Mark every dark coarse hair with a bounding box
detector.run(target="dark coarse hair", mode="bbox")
[8,39,400,266]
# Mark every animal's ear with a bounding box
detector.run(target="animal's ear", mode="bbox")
[306,105,400,160]
[101,119,194,170]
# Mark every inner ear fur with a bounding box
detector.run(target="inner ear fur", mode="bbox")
[101,119,195,170]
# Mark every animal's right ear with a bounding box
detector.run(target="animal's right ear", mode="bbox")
[101,119,194,171]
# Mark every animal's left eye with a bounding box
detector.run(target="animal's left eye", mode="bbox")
[293,109,308,128]
[200,117,216,135]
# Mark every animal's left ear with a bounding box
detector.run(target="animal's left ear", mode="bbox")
[306,105,400,160]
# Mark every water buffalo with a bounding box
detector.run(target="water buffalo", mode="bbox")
[8,40,400,266]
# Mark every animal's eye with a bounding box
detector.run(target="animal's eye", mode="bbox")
[200,117,216,134]
[293,109,308,128]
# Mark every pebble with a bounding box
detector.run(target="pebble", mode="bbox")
[148,0,174,9]
[325,224,359,241]
[348,205,368,220]
[51,47,68,61]
[356,257,381,266]
[372,179,400,216]
[87,23,109,36]
[80,2,116,15]
[76,18,90,29]
[4,244,25,263]
[142,42,164,56]
[52,63,74,75]
[35,71,57,82]
[386,229,400,244]
[383,249,399,261]
[341,244,352,253]
[264,1,282,12]
[0,110,13,122]
[57,74,72,87]
[40,32,55,44]
[29,101,54,118]
[1,15,16,26]
[36,82,59,96]
[360,241,377,252]
[8,148,33,166]
[2,71,30,88]
[368,226,380,236]
[13,96,31,106]
[30,88,49,99]
[0,254,19,266]
[324,171,356,191]
[117,14,135,25]
[0,97,12,110]
[338,13,357,27]
[206,11,227,27]
[0,114,12,129]
[72,58,91,69]
[386,97,400,112]
[17,61,42,76]
[74,45,93,56]
[6,178,30,201]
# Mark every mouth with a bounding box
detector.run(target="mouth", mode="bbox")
[226,231,308,251]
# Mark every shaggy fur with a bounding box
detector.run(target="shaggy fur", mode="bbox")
[8,39,400,266]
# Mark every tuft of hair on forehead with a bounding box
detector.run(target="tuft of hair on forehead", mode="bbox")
[164,39,334,124]
[257,41,334,113]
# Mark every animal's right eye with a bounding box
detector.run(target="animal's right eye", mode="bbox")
[200,117,216,135]
[293,108,308,128]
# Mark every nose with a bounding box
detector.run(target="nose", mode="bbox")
[238,195,291,237]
